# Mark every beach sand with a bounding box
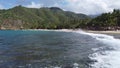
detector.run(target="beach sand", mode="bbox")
[23,29,120,34]
[86,30,120,34]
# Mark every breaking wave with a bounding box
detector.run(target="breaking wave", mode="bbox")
[76,30,120,68]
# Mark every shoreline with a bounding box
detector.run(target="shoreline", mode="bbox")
[1,29,120,34]
[22,29,120,34]
[85,30,120,34]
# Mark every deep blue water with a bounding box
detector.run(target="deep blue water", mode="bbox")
[0,30,120,68]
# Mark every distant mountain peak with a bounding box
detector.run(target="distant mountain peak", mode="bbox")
[50,7,63,11]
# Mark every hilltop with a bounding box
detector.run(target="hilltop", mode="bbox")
[0,5,89,30]
[0,5,120,30]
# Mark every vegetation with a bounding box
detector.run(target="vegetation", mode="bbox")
[87,9,120,30]
[0,5,90,29]
[0,5,120,30]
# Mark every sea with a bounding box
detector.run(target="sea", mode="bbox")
[0,30,120,68]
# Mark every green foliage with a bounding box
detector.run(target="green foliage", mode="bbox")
[87,9,120,30]
[0,6,89,29]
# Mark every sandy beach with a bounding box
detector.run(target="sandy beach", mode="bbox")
[22,29,120,34]
[86,30,120,34]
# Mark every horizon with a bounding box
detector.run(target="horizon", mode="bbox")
[0,0,120,15]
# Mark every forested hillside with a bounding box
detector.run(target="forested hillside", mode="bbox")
[0,5,89,29]
[0,5,120,30]
[87,9,120,30]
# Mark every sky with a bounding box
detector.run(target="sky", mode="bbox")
[0,0,120,15]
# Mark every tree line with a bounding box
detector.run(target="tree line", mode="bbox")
[0,5,120,30]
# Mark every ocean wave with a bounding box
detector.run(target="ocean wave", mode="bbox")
[21,29,120,68]
[75,30,120,68]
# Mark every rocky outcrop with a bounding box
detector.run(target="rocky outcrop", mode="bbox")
[0,19,24,30]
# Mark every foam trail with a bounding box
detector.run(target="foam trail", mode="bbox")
[75,30,120,68]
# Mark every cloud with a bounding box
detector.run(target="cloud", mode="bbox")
[2,0,120,15]
[69,0,78,2]
[53,0,120,15]
[25,2,43,8]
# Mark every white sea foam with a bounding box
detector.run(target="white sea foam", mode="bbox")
[22,29,74,32]
[23,29,120,68]
[75,30,120,68]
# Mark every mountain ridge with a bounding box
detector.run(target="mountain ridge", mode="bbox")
[0,5,89,29]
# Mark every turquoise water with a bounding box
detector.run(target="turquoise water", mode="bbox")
[0,30,120,68]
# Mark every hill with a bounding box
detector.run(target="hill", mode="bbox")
[86,9,120,30]
[0,5,90,29]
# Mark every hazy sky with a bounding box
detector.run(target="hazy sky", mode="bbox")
[0,0,120,15]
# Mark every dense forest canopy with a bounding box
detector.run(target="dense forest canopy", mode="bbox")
[87,9,120,30]
[0,5,120,30]
[0,5,90,29]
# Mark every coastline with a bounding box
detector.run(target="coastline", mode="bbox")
[1,28,120,34]
[25,29,120,34]
[86,30,120,34]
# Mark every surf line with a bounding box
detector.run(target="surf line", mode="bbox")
[75,30,120,68]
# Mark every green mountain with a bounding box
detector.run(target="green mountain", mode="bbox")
[0,5,89,29]
[86,9,120,30]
